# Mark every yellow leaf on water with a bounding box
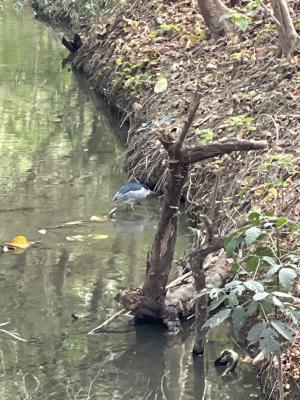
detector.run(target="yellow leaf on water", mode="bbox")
[9,235,31,249]
[89,215,109,223]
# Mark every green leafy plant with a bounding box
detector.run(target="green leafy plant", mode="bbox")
[225,114,256,135]
[160,23,181,34]
[256,23,277,44]
[113,60,151,91]
[198,212,300,360]
[245,0,260,11]
[196,128,215,144]
[220,11,252,32]
[150,30,158,39]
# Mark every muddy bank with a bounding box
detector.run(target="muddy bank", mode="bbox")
[31,0,300,398]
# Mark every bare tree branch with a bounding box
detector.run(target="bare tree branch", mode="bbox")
[176,93,201,152]
[182,139,267,164]
[189,237,225,260]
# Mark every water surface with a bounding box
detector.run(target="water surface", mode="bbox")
[0,3,260,399]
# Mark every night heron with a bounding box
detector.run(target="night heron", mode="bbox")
[112,182,152,210]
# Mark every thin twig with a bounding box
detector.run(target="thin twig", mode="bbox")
[0,327,27,342]
[166,271,193,289]
[88,309,126,335]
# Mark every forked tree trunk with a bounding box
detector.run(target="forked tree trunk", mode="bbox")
[197,0,231,35]
[117,92,267,338]
[141,96,202,318]
[270,0,299,56]
[143,160,189,313]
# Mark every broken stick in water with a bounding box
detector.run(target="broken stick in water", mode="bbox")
[88,309,127,335]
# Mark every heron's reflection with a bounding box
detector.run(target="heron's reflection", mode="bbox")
[112,212,149,234]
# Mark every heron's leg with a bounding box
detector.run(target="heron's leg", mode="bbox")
[130,203,134,211]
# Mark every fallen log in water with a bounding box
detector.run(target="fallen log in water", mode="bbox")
[116,248,229,333]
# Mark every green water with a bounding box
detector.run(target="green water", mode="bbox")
[0,2,260,399]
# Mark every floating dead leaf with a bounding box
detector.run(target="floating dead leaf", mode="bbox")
[66,234,108,242]
[66,235,86,242]
[90,215,109,223]
[90,234,108,240]
[65,220,84,226]
[154,73,168,93]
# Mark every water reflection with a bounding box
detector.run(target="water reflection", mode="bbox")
[0,2,260,400]
[112,212,148,234]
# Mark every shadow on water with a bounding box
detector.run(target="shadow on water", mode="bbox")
[0,1,260,399]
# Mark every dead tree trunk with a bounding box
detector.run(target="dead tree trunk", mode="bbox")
[142,162,189,312]
[117,92,267,328]
[197,0,232,35]
[142,96,201,317]
[270,0,299,56]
